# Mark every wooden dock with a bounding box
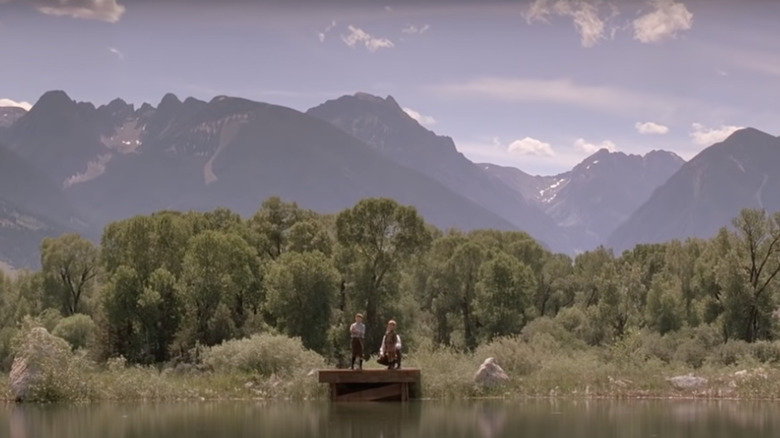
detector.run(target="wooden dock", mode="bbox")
[318,368,421,402]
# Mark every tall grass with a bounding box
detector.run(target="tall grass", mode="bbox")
[4,324,780,402]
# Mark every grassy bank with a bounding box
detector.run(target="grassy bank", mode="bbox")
[4,326,780,403]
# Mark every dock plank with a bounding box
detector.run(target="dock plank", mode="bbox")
[333,383,403,402]
[318,368,420,384]
[318,368,421,402]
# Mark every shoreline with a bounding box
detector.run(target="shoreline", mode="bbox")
[2,367,778,404]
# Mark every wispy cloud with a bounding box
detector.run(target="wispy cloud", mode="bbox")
[427,76,713,120]
[0,98,32,111]
[508,137,555,156]
[724,49,780,79]
[402,24,430,35]
[403,107,436,126]
[318,20,337,43]
[22,0,126,23]
[635,121,669,134]
[523,0,618,48]
[575,138,618,154]
[632,0,693,43]
[455,135,599,175]
[689,122,742,146]
[108,46,124,60]
[341,25,394,52]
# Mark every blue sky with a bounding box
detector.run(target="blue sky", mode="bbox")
[1,0,779,176]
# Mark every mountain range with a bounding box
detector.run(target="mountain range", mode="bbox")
[1,90,778,269]
[481,148,685,252]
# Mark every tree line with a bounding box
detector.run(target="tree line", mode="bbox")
[1,197,779,370]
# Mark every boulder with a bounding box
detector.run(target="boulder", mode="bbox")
[474,357,509,389]
[9,326,73,402]
[666,374,708,390]
[9,356,39,402]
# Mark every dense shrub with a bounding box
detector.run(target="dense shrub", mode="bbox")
[521,315,586,350]
[0,327,17,372]
[749,341,780,363]
[474,336,538,376]
[710,340,752,366]
[673,338,708,368]
[53,314,96,351]
[402,340,483,399]
[201,333,327,376]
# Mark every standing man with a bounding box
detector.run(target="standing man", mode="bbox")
[349,313,365,370]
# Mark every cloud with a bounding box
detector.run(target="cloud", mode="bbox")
[523,0,618,48]
[508,137,555,156]
[456,136,595,175]
[20,0,126,23]
[318,20,337,43]
[341,25,394,52]
[635,121,669,134]
[689,123,742,146]
[0,98,32,111]
[108,46,124,60]
[427,76,709,120]
[574,138,618,154]
[401,24,430,34]
[724,49,780,79]
[402,107,436,126]
[632,0,693,43]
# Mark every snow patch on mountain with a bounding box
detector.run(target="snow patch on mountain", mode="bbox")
[101,118,144,153]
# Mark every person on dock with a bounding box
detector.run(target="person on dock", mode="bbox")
[379,320,402,370]
[349,313,365,370]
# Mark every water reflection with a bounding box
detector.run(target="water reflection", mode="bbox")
[3,399,780,437]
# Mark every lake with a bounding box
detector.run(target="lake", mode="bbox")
[3,399,780,437]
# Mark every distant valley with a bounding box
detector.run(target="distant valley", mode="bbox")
[1,90,779,269]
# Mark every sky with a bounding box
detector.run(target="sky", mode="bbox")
[1,0,779,176]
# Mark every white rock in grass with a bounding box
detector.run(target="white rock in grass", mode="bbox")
[667,374,708,390]
[474,357,509,389]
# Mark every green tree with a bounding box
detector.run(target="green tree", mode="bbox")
[101,212,193,280]
[537,252,575,317]
[250,197,314,260]
[285,219,333,256]
[0,270,11,322]
[40,233,99,316]
[139,268,182,362]
[419,231,467,347]
[443,240,487,351]
[336,198,431,354]
[8,271,45,323]
[731,208,780,342]
[264,251,339,354]
[101,265,144,361]
[474,252,536,341]
[178,230,261,347]
[645,272,684,335]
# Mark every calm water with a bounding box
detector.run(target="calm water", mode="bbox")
[2,399,780,438]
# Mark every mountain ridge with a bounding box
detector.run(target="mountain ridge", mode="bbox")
[2,89,778,268]
[607,127,780,252]
[306,92,570,252]
[482,147,685,252]
[3,90,521,269]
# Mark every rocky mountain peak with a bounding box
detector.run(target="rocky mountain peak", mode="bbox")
[157,93,182,112]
